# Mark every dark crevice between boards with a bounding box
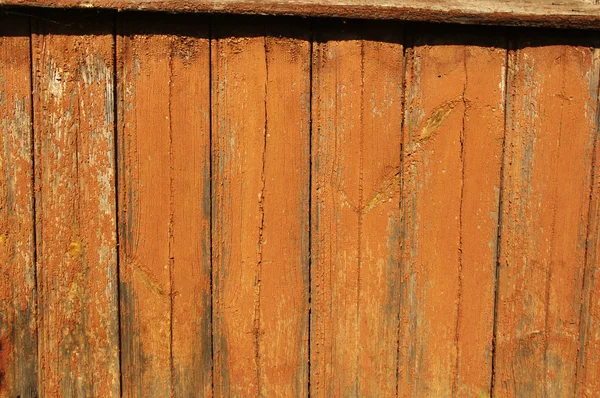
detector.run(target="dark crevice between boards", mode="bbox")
[252,22,269,396]
[489,32,512,398]
[395,22,409,398]
[167,32,176,397]
[306,17,314,398]
[208,14,215,398]
[26,13,40,398]
[451,45,469,398]
[30,16,45,397]
[111,11,123,398]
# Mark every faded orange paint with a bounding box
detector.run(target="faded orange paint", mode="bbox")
[212,17,311,397]
[260,21,311,397]
[169,19,213,398]
[32,14,119,397]
[0,14,599,397]
[118,20,173,398]
[454,36,507,397]
[310,21,403,397]
[117,14,212,398]
[494,37,600,397]
[0,15,37,398]
[399,28,506,397]
[578,47,600,394]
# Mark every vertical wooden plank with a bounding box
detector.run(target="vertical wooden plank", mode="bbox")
[398,29,506,396]
[212,17,311,396]
[453,36,507,397]
[578,47,600,394]
[310,21,403,397]
[260,21,311,397]
[169,19,213,398]
[117,16,171,397]
[399,30,461,397]
[117,14,211,397]
[494,35,599,397]
[211,21,264,395]
[32,13,119,397]
[0,15,37,397]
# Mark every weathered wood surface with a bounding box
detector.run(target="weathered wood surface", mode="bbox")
[310,20,403,397]
[168,18,213,398]
[0,15,37,398]
[212,17,311,396]
[32,13,119,397]
[579,58,600,394]
[494,34,600,397]
[0,14,599,397]
[399,27,506,397]
[117,14,212,397]
[3,0,600,29]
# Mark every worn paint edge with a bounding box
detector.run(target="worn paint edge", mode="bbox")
[2,1,600,29]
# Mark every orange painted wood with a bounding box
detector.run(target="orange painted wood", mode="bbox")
[259,21,311,397]
[1,14,600,395]
[211,17,311,396]
[494,36,600,397]
[452,33,507,397]
[169,20,213,398]
[398,28,506,396]
[31,14,120,397]
[578,57,600,394]
[0,15,37,398]
[117,15,211,397]
[310,21,403,397]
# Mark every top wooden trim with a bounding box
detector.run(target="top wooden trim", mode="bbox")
[2,0,600,29]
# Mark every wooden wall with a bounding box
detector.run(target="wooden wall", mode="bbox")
[1,10,600,397]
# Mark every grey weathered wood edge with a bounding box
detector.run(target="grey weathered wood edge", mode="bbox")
[1,0,599,30]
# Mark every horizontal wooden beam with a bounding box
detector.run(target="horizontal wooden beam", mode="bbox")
[1,0,600,29]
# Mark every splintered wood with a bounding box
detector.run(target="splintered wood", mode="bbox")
[0,15,37,398]
[32,14,119,397]
[1,12,600,398]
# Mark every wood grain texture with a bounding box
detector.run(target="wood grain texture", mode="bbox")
[398,28,506,396]
[578,48,600,395]
[212,17,311,397]
[117,14,211,397]
[452,33,507,398]
[3,0,600,29]
[169,18,213,398]
[494,35,600,397]
[2,15,600,396]
[310,21,403,397]
[0,15,37,398]
[32,13,119,397]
